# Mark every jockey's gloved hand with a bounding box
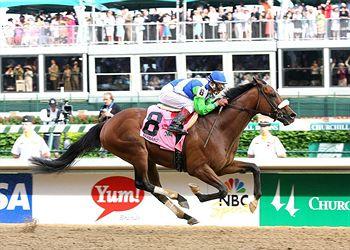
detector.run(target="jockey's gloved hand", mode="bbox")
[216,98,228,107]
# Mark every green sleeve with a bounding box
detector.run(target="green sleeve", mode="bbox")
[192,86,218,115]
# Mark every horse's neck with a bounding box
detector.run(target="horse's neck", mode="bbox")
[218,88,258,150]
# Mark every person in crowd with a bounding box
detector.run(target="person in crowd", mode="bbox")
[4,18,15,46]
[208,6,219,39]
[247,121,287,159]
[36,16,46,45]
[239,74,250,85]
[66,12,76,44]
[51,14,61,44]
[159,71,228,134]
[147,75,161,90]
[339,3,349,39]
[262,73,271,84]
[293,9,303,39]
[12,115,50,161]
[234,7,245,39]
[193,10,203,41]
[48,59,60,90]
[14,64,24,82]
[115,13,125,44]
[39,98,65,158]
[14,22,24,45]
[331,6,340,39]
[316,7,326,39]
[4,64,15,91]
[98,92,121,122]
[24,65,34,92]
[324,0,333,38]
[242,8,252,39]
[161,13,172,41]
[218,12,227,41]
[104,10,115,44]
[134,12,145,44]
[310,60,321,86]
[71,61,80,90]
[63,64,72,91]
[124,9,134,42]
[337,62,348,87]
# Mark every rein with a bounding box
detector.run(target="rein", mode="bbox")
[226,84,283,120]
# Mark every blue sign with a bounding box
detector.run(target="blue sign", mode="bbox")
[0,174,32,223]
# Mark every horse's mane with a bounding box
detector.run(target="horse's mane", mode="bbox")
[224,82,256,101]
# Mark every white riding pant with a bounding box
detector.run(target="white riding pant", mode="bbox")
[159,84,194,113]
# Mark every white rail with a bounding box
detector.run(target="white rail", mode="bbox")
[0,157,349,172]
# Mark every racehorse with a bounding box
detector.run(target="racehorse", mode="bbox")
[30,78,296,225]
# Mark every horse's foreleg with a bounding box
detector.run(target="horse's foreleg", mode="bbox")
[147,161,198,225]
[218,160,261,213]
[188,164,228,202]
[133,152,189,208]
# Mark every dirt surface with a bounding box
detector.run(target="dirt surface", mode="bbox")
[1,224,349,250]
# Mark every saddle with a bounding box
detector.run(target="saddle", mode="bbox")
[140,104,198,172]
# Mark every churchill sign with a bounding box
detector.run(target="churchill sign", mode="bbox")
[260,174,350,227]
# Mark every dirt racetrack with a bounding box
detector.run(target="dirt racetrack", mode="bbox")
[1,224,350,250]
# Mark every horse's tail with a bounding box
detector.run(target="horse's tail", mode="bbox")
[30,122,105,173]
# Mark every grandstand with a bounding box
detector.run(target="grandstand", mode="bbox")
[0,0,349,116]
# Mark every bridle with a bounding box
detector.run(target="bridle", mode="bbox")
[226,83,289,121]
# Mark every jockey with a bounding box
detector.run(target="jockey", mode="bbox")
[159,70,229,135]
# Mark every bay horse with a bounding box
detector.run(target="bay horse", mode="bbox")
[30,78,296,225]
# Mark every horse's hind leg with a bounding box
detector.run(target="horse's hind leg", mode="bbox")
[147,161,199,225]
[217,160,261,213]
[188,164,228,202]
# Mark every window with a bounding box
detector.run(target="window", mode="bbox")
[283,50,323,87]
[186,55,222,78]
[1,57,38,92]
[330,50,350,87]
[140,56,176,90]
[45,55,83,92]
[232,54,270,86]
[95,58,131,91]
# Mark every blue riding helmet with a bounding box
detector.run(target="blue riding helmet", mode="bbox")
[208,71,227,84]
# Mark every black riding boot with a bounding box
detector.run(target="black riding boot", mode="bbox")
[168,108,191,135]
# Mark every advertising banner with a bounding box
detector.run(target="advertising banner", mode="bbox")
[0,174,32,223]
[33,172,258,226]
[260,174,350,227]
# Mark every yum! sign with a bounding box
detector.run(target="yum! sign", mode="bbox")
[91,176,144,220]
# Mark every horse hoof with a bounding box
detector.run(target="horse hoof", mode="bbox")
[187,217,199,225]
[249,199,258,213]
[188,183,200,194]
[178,194,190,209]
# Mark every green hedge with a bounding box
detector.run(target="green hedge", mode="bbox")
[1,130,349,157]
[0,115,99,125]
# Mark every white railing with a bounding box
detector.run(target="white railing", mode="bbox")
[1,18,349,47]
[0,157,349,171]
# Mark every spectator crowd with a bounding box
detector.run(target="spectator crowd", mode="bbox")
[2,1,350,46]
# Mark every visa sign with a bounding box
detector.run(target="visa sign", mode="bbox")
[91,176,144,221]
[0,174,32,223]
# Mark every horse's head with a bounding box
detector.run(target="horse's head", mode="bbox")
[252,77,296,126]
